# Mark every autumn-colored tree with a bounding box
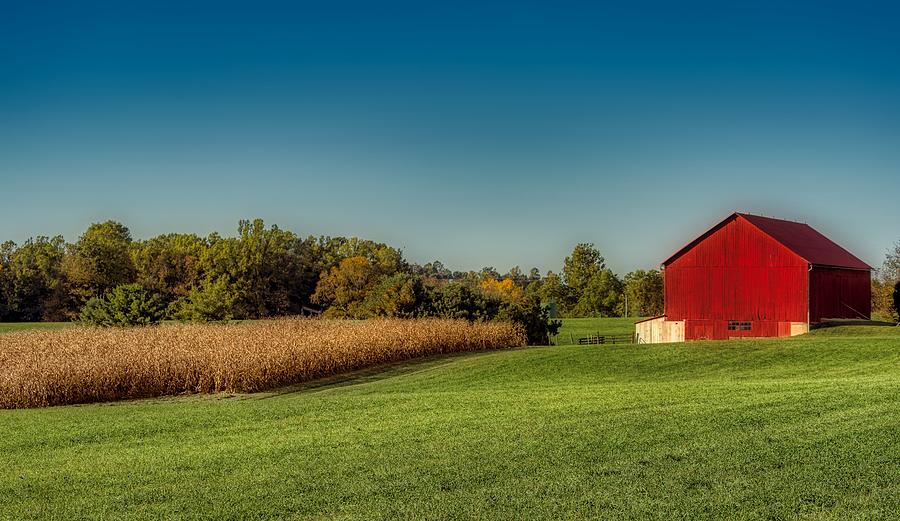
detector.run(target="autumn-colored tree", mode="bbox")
[360,273,427,318]
[307,236,405,275]
[872,242,900,321]
[480,277,525,303]
[312,256,381,317]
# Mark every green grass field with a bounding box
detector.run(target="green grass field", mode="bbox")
[3,320,900,519]
[554,316,640,344]
[0,322,72,334]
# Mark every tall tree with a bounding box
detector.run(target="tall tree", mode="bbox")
[0,241,15,320]
[2,236,69,321]
[201,219,310,318]
[131,233,207,304]
[504,266,527,287]
[64,221,136,303]
[311,256,382,317]
[623,269,664,317]
[537,270,574,312]
[563,243,605,297]
[572,269,623,317]
[873,242,900,320]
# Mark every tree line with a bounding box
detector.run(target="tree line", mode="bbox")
[872,243,900,322]
[6,218,897,335]
[0,219,667,342]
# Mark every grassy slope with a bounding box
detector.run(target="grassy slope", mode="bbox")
[3,327,900,519]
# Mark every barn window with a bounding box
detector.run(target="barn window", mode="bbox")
[728,321,752,331]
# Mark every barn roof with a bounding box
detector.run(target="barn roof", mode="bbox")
[662,212,872,270]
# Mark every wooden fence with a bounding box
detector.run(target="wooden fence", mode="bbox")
[576,333,634,345]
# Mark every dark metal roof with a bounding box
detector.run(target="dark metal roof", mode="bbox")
[738,213,871,270]
[662,212,872,270]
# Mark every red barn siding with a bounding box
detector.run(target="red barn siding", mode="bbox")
[684,319,785,340]
[664,216,808,335]
[809,267,871,322]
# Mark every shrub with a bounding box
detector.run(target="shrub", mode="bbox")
[79,284,166,326]
[427,283,498,321]
[498,297,561,345]
[173,278,236,323]
[427,283,558,345]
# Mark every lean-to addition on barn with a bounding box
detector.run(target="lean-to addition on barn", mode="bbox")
[635,212,871,343]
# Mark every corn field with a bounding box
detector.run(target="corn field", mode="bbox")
[0,318,526,408]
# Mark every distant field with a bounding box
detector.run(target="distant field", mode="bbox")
[4,323,899,518]
[554,316,641,344]
[0,322,72,334]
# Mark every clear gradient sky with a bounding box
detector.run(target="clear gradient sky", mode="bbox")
[2,1,899,274]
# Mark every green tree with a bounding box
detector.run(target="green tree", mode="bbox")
[497,296,561,345]
[1,237,70,321]
[479,267,501,281]
[563,243,606,297]
[537,271,575,313]
[202,219,312,318]
[504,266,527,287]
[173,277,236,323]
[80,283,166,326]
[131,234,207,304]
[623,269,664,317]
[0,241,15,320]
[360,273,427,318]
[65,221,136,304]
[572,269,624,317]
[427,283,497,321]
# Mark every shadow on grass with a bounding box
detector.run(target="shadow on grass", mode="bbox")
[255,345,548,399]
[812,319,897,329]
[80,344,554,408]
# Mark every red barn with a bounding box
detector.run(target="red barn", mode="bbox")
[635,212,871,343]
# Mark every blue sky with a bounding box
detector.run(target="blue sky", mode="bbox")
[2,1,899,274]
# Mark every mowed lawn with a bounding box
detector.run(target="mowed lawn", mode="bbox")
[3,325,900,519]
